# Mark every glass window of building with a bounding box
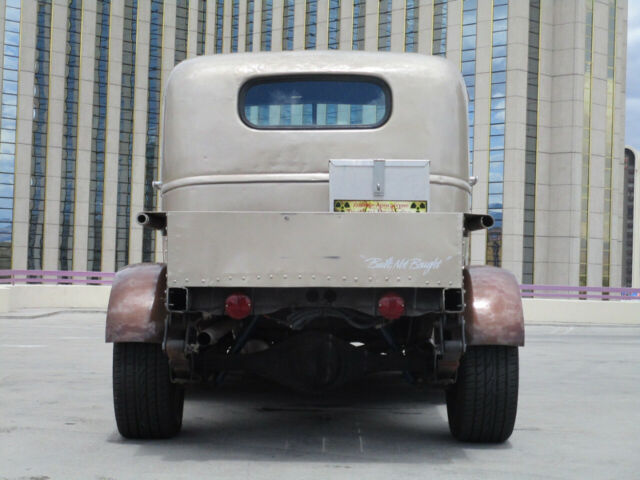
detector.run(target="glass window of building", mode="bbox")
[461,0,477,174]
[88,0,111,271]
[231,0,240,52]
[0,0,20,269]
[261,0,273,51]
[245,0,255,52]
[143,0,164,262]
[29,0,53,271]
[432,0,447,56]
[116,0,138,270]
[175,0,189,64]
[305,0,318,49]
[522,0,540,283]
[377,0,392,51]
[282,0,295,50]
[485,0,508,267]
[404,1,419,52]
[59,0,82,271]
[328,0,340,49]
[197,0,207,55]
[352,0,365,50]
[215,0,224,53]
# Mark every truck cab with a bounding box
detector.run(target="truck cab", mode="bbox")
[106,51,524,443]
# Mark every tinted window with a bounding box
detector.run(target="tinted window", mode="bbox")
[241,76,390,129]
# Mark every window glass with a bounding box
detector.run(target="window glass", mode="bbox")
[242,76,390,128]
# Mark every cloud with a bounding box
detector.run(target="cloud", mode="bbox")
[626,0,640,146]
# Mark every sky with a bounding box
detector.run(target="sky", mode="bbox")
[626,1,640,146]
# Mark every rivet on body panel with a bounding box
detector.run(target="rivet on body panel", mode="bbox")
[354,277,358,282]
[437,281,441,285]
[385,277,389,282]
[312,275,316,280]
[228,276,232,280]
[448,281,452,285]
[257,275,261,280]
[368,276,373,282]
[327,276,331,280]
[342,276,347,281]
[216,277,220,282]
[396,277,401,282]
[408,276,412,281]
[242,276,246,281]
[283,274,288,279]
[298,274,302,279]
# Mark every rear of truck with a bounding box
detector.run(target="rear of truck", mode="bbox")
[106,51,523,443]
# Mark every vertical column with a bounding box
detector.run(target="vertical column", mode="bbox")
[363,0,376,51]
[501,0,529,280]
[316,0,328,49]
[295,0,307,50]
[390,0,404,51]
[73,0,96,270]
[445,0,461,61]
[222,0,232,53]
[205,0,215,53]
[271,0,283,51]
[102,0,124,271]
[417,0,432,55]
[338,0,351,49]
[187,0,199,57]
[237,0,247,52]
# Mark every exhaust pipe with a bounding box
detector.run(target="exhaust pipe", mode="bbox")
[136,211,166,230]
[464,213,494,232]
[196,319,237,346]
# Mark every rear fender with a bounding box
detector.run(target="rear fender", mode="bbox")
[105,263,167,343]
[463,266,524,346]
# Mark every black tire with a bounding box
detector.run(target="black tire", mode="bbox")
[113,343,184,439]
[446,346,518,443]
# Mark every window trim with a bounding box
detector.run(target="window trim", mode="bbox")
[238,74,392,130]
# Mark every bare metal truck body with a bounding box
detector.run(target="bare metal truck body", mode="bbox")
[106,51,524,442]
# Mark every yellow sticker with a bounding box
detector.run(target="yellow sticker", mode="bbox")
[334,200,428,213]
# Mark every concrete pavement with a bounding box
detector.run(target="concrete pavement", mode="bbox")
[0,311,639,479]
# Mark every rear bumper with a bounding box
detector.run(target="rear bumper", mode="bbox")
[166,211,464,289]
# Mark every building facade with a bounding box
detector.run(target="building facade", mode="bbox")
[0,0,629,286]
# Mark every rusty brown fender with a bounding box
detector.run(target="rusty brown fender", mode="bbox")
[463,266,524,346]
[105,263,167,343]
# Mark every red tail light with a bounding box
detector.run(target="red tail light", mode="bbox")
[378,292,405,320]
[224,293,252,320]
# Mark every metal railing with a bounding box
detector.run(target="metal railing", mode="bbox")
[1,270,639,300]
[520,284,640,301]
[0,270,115,285]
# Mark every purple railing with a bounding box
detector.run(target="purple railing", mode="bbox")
[520,284,640,301]
[0,270,116,285]
[1,270,639,301]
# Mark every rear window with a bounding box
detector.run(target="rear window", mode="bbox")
[240,75,391,129]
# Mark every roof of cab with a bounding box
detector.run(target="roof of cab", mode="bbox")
[162,51,469,183]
